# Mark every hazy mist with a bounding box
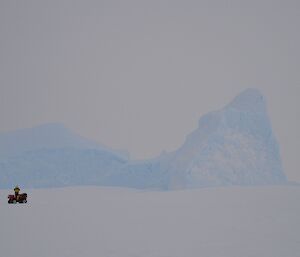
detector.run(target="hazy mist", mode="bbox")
[0,1,299,181]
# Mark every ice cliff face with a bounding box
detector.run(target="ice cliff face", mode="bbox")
[119,89,286,189]
[164,89,286,189]
[0,89,287,189]
[0,124,127,188]
[0,123,126,159]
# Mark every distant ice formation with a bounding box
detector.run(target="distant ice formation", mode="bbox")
[0,89,286,189]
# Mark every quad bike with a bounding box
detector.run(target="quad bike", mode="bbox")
[8,193,28,204]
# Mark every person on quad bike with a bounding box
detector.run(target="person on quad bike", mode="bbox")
[14,185,20,201]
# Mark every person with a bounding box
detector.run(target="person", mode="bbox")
[14,185,20,201]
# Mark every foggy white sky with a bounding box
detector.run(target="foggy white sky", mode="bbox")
[0,1,299,181]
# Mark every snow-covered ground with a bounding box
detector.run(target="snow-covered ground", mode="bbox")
[1,186,299,257]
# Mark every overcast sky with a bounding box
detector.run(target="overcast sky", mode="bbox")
[0,1,299,182]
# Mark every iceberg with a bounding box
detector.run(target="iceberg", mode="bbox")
[0,89,287,189]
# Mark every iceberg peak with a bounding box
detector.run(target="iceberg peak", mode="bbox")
[226,88,266,113]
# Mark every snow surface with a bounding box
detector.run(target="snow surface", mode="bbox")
[1,186,299,257]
